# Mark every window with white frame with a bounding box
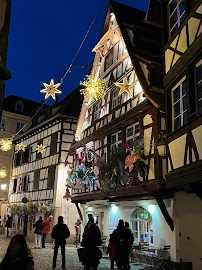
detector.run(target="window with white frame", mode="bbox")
[112,87,121,109]
[131,207,153,244]
[195,59,202,116]
[172,76,187,131]
[104,49,114,71]
[110,131,122,153]
[0,119,5,131]
[16,122,24,133]
[126,121,140,149]
[168,0,186,37]
[94,102,101,121]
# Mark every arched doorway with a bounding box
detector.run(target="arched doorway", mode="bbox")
[130,207,153,245]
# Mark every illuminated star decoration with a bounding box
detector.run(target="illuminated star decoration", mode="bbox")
[80,75,106,101]
[0,139,12,151]
[36,144,46,154]
[40,78,62,100]
[0,169,7,178]
[114,76,136,96]
[17,142,27,152]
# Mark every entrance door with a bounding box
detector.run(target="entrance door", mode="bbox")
[131,207,153,245]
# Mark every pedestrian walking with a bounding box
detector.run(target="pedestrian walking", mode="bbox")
[111,219,134,270]
[74,220,81,247]
[33,216,43,249]
[5,215,11,237]
[106,234,116,270]
[0,233,34,270]
[125,221,134,269]
[81,223,102,270]
[41,215,52,248]
[51,216,70,270]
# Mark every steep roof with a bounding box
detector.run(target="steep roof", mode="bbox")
[37,85,84,124]
[2,95,48,117]
[101,1,164,109]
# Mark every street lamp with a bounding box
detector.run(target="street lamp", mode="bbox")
[157,140,166,156]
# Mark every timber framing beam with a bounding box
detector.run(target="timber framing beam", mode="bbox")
[155,196,174,231]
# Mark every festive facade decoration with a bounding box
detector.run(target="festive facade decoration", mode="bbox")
[114,76,136,96]
[0,169,7,178]
[8,201,54,215]
[0,139,12,151]
[17,142,26,152]
[36,144,45,153]
[40,78,62,100]
[80,75,106,101]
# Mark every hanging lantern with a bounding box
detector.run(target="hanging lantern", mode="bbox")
[0,139,12,151]
[0,169,7,178]
[80,75,106,101]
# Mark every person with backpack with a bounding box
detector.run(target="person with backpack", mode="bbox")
[51,216,70,270]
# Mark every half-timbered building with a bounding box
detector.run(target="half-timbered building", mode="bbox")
[67,1,174,249]
[0,95,45,229]
[8,88,83,242]
[147,0,201,269]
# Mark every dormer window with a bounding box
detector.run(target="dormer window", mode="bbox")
[15,100,24,114]
[109,13,117,29]
[168,0,186,37]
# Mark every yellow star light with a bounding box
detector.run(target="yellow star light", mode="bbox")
[0,139,12,151]
[40,78,62,100]
[17,142,26,152]
[80,75,106,101]
[36,144,45,154]
[0,169,7,178]
[114,76,136,96]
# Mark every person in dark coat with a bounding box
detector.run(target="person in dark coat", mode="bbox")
[83,216,101,238]
[5,215,11,237]
[81,223,102,270]
[51,216,70,270]
[0,234,34,270]
[111,219,134,270]
[34,216,43,249]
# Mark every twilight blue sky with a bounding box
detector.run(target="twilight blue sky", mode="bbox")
[5,0,149,105]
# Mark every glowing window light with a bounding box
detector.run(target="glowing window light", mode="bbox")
[0,169,7,178]
[88,207,93,212]
[80,76,106,101]
[0,139,12,151]
[112,204,117,214]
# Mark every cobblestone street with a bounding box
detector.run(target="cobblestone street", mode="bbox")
[0,235,147,270]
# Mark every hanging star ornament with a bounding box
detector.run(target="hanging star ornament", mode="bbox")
[0,139,12,151]
[80,75,106,101]
[114,76,136,96]
[36,144,45,154]
[0,169,7,178]
[40,78,62,100]
[17,142,27,152]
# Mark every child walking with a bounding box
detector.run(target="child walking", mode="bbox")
[106,234,116,270]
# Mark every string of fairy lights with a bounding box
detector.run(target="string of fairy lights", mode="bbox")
[0,0,137,178]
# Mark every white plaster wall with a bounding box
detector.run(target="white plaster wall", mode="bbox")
[173,192,202,270]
